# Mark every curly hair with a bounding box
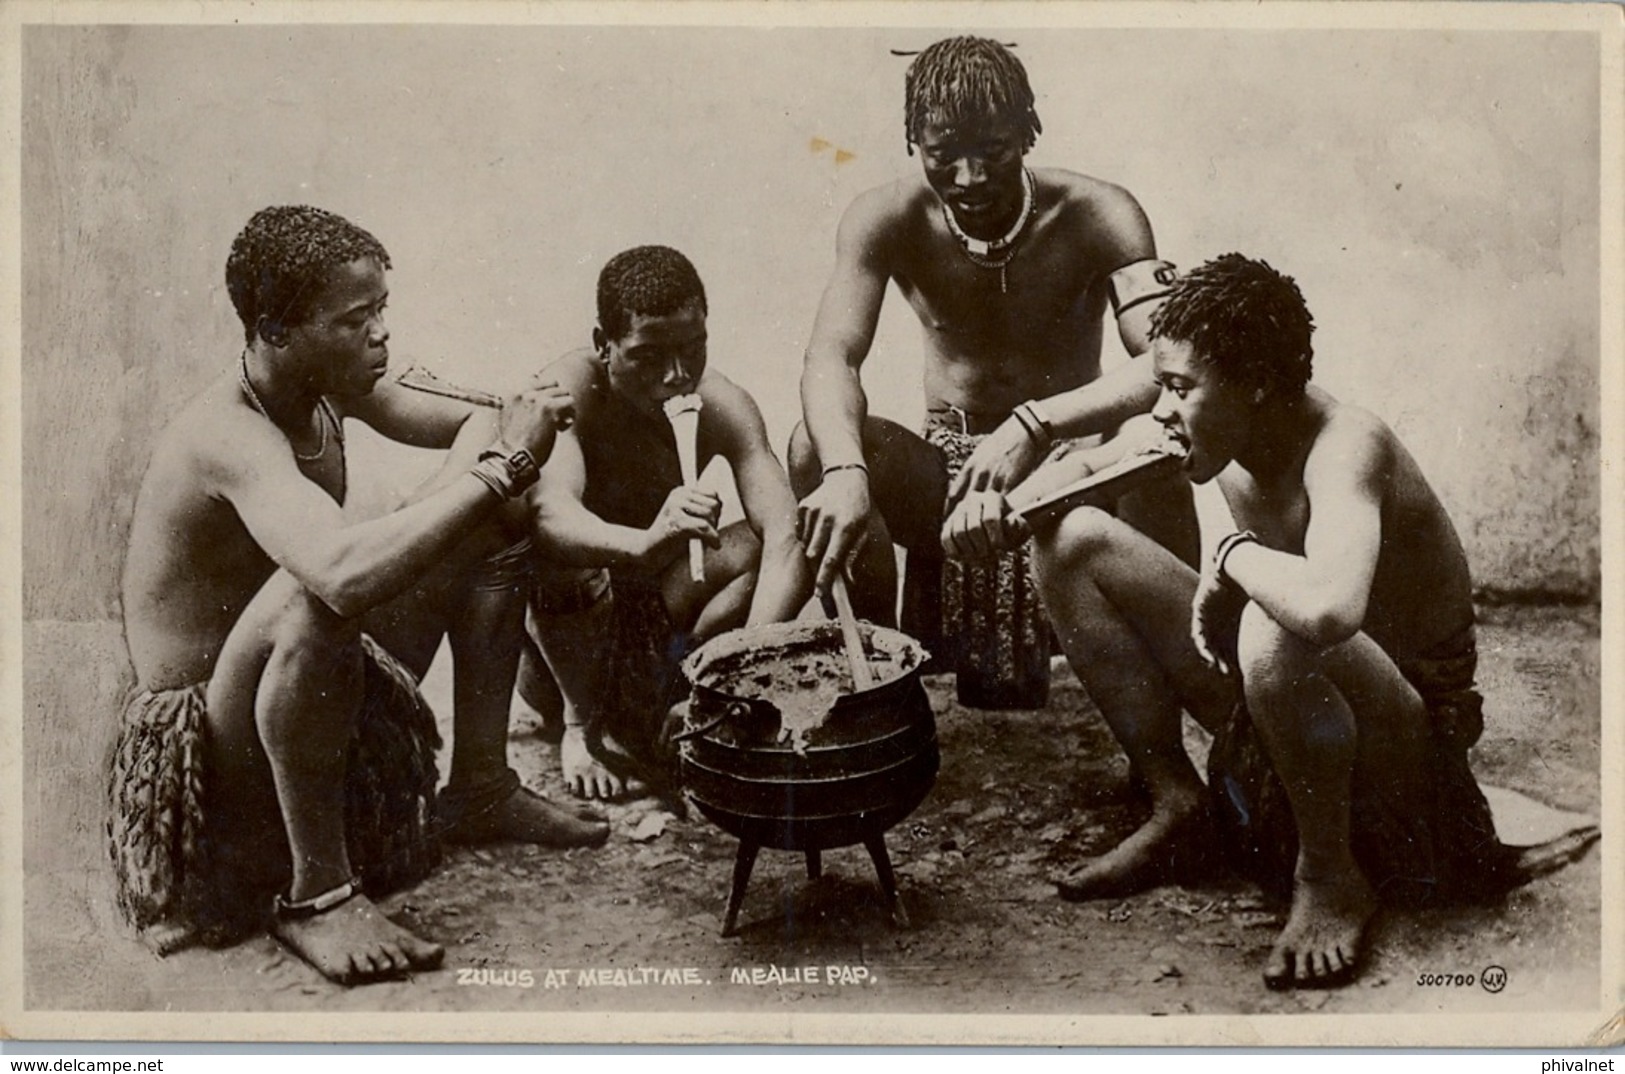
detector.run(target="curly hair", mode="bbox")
[596,245,708,341]
[1150,254,1316,399]
[225,205,391,345]
[904,36,1041,154]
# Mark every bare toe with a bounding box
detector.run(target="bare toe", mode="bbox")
[1262,870,1375,991]
[271,884,440,986]
[404,934,445,970]
[1263,947,1295,991]
[377,942,410,976]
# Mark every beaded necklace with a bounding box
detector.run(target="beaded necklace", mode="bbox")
[940,168,1036,294]
[239,349,333,462]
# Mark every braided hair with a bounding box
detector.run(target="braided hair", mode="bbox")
[904,36,1041,154]
[596,245,708,341]
[225,205,391,344]
[1150,254,1316,399]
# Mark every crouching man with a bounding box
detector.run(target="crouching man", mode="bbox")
[110,205,604,987]
[519,245,813,799]
[948,253,1536,989]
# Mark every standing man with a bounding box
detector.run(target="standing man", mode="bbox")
[111,206,604,988]
[792,35,1195,692]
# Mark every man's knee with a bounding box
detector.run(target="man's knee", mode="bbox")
[245,572,357,652]
[206,574,364,759]
[1033,506,1119,582]
[1236,603,1324,708]
[436,511,528,593]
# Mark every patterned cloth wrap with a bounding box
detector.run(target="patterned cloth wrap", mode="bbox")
[601,575,690,769]
[532,567,687,776]
[106,635,442,952]
[1206,622,1522,907]
[924,416,1054,710]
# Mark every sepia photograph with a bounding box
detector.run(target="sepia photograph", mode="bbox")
[2,0,1619,1048]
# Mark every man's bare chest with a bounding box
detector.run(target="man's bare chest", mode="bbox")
[901,266,1097,343]
[1221,477,1311,553]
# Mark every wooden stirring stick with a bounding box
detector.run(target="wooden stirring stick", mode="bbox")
[830,572,876,691]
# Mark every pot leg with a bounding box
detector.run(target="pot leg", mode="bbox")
[863,834,910,929]
[805,849,822,880]
[722,839,760,937]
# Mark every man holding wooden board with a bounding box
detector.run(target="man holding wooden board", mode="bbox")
[949,253,1545,990]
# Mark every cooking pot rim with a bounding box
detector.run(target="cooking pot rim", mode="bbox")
[681,618,929,691]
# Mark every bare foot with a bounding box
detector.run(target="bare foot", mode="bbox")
[443,783,610,848]
[562,726,648,800]
[271,891,443,986]
[563,725,622,799]
[1263,868,1377,990]
[1056,791,1210,901]
[491,786,610,847]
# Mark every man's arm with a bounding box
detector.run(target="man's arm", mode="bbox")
[1033,358,1163,444]
[796,187,895,591]
[215,409,525,619]
[802,188,893,468]
[525,430,720,572]
[1216,414,1388,647]
[1031,186,1169,440]
[1004,414,1162,511]
[711,380,813,624]
[526,432,649,568]
[944,414,1164,560]
[343,376,485,450]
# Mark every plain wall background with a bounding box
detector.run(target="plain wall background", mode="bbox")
[21,23,1603,622]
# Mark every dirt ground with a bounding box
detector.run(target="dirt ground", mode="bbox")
[21,604,1604,1036]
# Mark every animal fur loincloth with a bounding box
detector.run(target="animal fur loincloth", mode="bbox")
[106,635,442,953]
[1205,623,1524,907]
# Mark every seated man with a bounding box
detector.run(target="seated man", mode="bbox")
[791,35,1196,705]
[110,205,604,988]
[947,253,1536,989]
[521,245,813,799]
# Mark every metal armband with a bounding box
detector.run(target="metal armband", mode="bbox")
[1107,258,1178,319]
